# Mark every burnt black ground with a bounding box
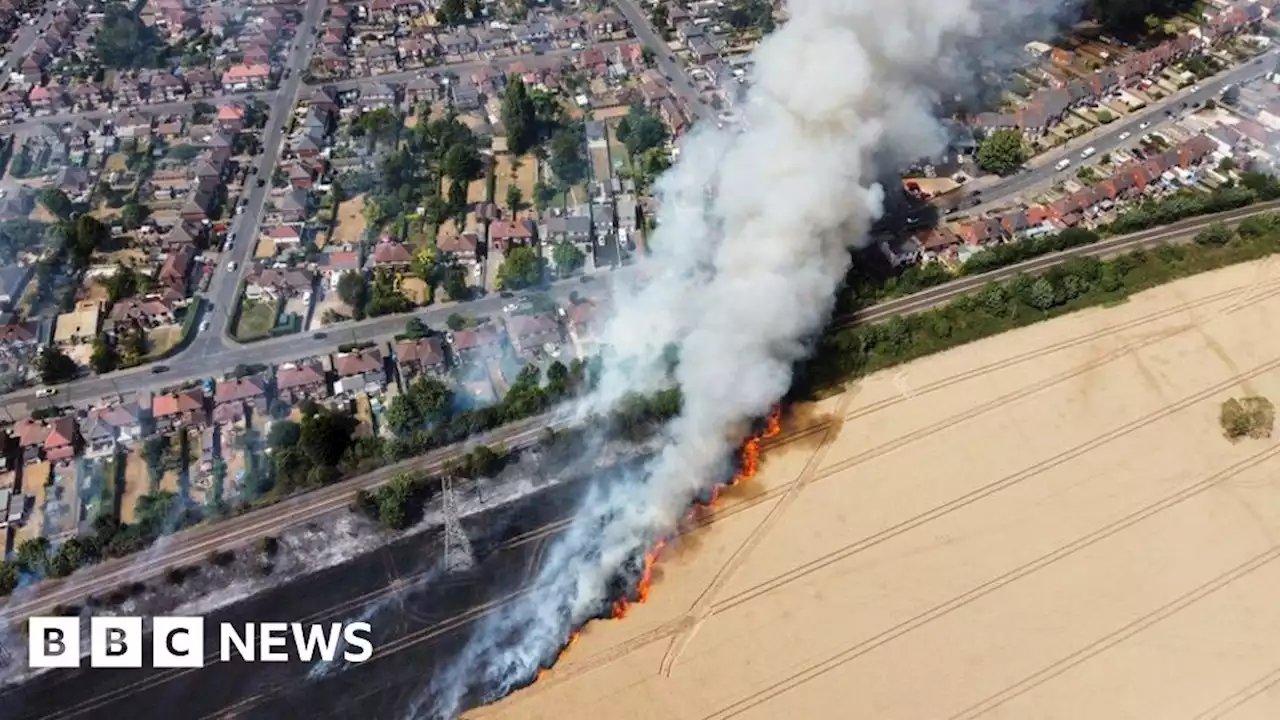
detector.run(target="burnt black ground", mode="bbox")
[0,475,593,720]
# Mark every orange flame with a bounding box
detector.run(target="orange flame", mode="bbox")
[540,405,785,685]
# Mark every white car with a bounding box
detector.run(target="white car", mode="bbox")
[1191,84,1201,92]
[1118,131,1131,141]
[199,319,211,332]
[1139,121,1151,129]
[226,260,237,272]
[35,387,57,398]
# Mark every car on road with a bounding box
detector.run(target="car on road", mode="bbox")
[1080,146,1096,159]
[1118,131,1131,140]
[312,332,327,340]
[199,319,210,332]
[35,387,57,398]
[151,365,169,374]
[500,291,514,298]
[257,178,265,187]
[1191,84,1201,92]
[503,303,519,312]
[226,261,237,272]
[1054,157,1071,171]
[1139,121,1150,129]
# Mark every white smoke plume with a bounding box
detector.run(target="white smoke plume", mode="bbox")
[413,0,1071,716]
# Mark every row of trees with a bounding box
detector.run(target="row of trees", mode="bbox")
[795,214,1280,397]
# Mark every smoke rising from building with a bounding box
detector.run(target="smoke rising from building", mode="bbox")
[414,0,1074,717]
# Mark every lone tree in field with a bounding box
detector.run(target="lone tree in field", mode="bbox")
[1220,396,1275,441]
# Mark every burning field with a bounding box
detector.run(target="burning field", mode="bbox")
[463,256,1280,720]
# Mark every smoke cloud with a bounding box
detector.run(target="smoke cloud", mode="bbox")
[413,0,1075,716]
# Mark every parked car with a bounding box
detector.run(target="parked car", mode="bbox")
[151,365,169,374]
[35,387,57,398]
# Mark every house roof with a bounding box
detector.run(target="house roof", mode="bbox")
[334,349,383,377]
[14,418,52,447]
[396,337,445,367]
[45,416,75,448]
[277,363,326,389]
[109,297,173,323]
[451,324,501,351]
[490,219,535,241]
[320,250,360,271]
[505,313,559,340]
[372,239,412,265]
[437,233,478,255]
[214,375,267,404]
[153,389,204,417]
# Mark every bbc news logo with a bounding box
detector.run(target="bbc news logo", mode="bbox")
[29,617,374,668]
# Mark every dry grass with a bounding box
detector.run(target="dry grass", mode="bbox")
[147,325,182,356]
[331,194,369,246]
[119,449,151,524]
[494,154,539,208]
[13,462,49,545]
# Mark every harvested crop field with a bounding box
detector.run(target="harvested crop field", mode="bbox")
[476,258,1280,720]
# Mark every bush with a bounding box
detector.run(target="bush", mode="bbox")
[1220,396,1275,441]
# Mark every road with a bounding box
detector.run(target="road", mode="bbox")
[7,198,1280,622]
[195,0,328,360]
[958,50,1277,216]
[0,5,56,75]
[610,0,714,122]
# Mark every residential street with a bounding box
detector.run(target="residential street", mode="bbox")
[958,49,1277,216]
[611,0,715,121]
[193,0,328,360]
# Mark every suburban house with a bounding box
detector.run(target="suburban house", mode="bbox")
[333,349,386,393]
[79,402,144,457]
[212,374,269,424]
[450,323,503,361]
[159,246,196,293]
[504,313,561,357]
[371,238,413,269]
[13,416,78,465]
[489,219,536,252]
[106,297,176,336]
[395,337,447,380]
[221,63,272,91]
[152,389,208,432]
[275,363,330,404]
[436,232,479,262]
[565,301,601,355]
[318,250,361,289]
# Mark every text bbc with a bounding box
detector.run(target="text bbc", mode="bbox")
[29,617,374,668]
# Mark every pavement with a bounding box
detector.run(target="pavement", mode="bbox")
[955,50,1278,217]
[0,7,54,75]
[5,198,1280,623]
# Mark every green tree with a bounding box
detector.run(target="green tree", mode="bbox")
[447,313,468,331]
[443,143,481,182]
[616,104,669,157]
[93,4,165,68]
[404,317,431,339]
[37,189,73,221]
[436,0,466,25]
[38,346,78,384]
[337,272,369,312]
[1027,277,1057,311]
[266,419,301,448]
[552,242,584,276]
[120,200,149,230]
[0,561,18,596]
[501,76,538,155]
[15,537,50,574]
[548,124,588,186]
[976,130,1028,176]
[497,245,544,290]
[64,214,110,268]
[533,180,557,211]
[1194,222,1233,246]
[299,409,356,468]
[546,360,570,398]
[104,264,138,302]
[90,337,117,374]
[506,184,523,214]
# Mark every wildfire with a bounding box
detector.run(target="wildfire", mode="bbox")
[535,406,784,684]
